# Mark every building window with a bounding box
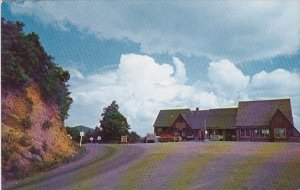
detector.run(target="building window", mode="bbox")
[241,129,245,136]
[240,129,250,137]
[275,128,286,138]
[254,129,270,138]
[246,129,250,136]
[261,129,270,137]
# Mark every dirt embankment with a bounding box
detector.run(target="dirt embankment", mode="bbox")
[2,84,78,181]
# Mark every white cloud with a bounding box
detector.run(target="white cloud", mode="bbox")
[66,54,219,135]
[66,54,300,135]
[249,69,300,98]
[173,57,187,84]
[10,1,300,61]
[69,68,84,79]
[208,60,250,101]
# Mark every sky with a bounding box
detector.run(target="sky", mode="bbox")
[2,1,300,136]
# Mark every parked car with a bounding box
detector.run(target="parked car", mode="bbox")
[210,134,224,141]
[146,133,157,143]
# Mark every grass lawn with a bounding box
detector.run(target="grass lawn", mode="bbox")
[220,143,287,190]
[168,142,232,190]
[120,143,177,190]
[273,156,300,189]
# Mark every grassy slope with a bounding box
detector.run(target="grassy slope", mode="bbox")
[193,142,300,190]
[273,153,300,189]
[120,142,299,190]
[168,142,231,189]
[120,143,177,190]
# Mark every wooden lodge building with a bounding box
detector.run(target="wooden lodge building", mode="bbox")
[153,99,300,142]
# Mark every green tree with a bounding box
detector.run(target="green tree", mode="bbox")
[128,131,141,143]
[1,18,28,88]
[99,101,130,143]
[66,126,80,142]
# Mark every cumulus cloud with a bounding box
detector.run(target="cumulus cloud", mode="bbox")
[66,54,219,135]
[66,54,300,134]
[249,69,300,98]
[10,1,300,61]
[69,68,84,79]
[208,60,250,101]
[173,57,187,84]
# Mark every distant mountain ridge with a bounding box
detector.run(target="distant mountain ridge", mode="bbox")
[74,125,94,133]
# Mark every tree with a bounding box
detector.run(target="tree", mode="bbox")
[99,101,130,143]
[66,127,80,142]
[128,131,141,143]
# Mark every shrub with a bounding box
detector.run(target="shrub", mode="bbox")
[42,120,52,130]
[30,146,41,156]
[10,159,26,179]
[21,116,32,129]
[19,136,31,147]
[2,134,14,163]
[42,141,48,152]
[1,147,13,163]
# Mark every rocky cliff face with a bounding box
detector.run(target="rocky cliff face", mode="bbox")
[2,84,77,180]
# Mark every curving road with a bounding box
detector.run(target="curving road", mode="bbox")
[2,144,147,190]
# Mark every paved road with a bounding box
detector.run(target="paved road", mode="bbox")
[2,142,300,190]
[2,144,147,190]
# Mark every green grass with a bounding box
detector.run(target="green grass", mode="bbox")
[221,143,286,190]
[120,143,177,190]
[168,142,232,190]
[273,157,300,190]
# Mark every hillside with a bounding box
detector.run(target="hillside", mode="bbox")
[1,18,78,180]
[74,125,94,133]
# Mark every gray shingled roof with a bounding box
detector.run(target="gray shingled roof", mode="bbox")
[207,108,238,129]
[235,99,293,127]
[153,109,190,127]
[181,110,209,130]
[181,108,237,130]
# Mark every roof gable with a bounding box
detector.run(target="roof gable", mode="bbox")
[153,109,190,127]
[235,99,293,127]
[181,110,210,129]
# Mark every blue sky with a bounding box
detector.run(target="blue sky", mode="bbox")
[2,1,300,135]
